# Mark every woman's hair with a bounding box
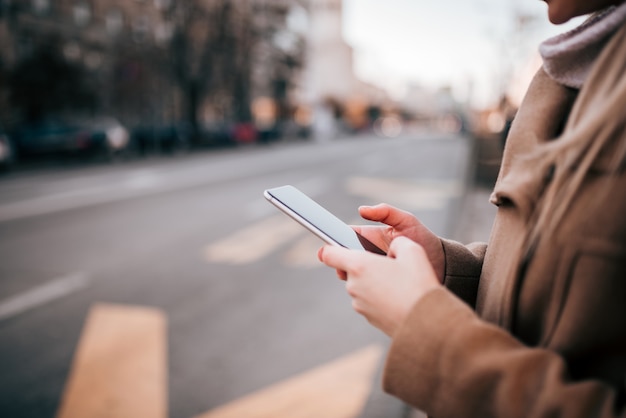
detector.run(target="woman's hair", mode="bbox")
[524,31,626,254]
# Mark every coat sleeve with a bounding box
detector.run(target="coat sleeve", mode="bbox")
[440,239,487,308]
[382,287,625,418]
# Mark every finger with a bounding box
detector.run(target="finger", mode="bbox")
[351,225,363,235]
[351,225,388,250]
[318,247,347,280]
[350,225,383,240]
[388,237,441,290]
[318,245,361,273]
[388,236,423,260]
[359,204,416,229]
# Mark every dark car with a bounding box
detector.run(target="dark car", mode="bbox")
[131,122,192,156]
[197,121,263,147]
[12,117,130,161]
[13,119,83,158]
[196,121,235,148]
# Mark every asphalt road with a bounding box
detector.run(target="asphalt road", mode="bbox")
[0,132,475,418]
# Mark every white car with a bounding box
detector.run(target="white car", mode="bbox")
[0,128,14,171]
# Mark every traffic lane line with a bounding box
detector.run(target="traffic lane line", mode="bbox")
[196,345,384,418]
[0,272,90,322]
[56,303,167,418]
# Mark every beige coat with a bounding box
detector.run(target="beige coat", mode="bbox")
[382,23,626,418]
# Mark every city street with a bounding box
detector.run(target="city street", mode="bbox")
[0,133,477,418]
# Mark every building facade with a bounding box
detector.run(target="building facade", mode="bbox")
[0,0,309,132]
[0,0,178,126]
[0,0,391,138]
[301,0,389,136]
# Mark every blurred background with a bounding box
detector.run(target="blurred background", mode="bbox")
[0,1,580,417]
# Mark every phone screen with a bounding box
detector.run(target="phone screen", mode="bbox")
[264,185,386,255]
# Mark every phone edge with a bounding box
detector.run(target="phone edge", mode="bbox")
[263,189,344,248]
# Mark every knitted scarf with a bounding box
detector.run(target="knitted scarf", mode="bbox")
[539,2,626,89]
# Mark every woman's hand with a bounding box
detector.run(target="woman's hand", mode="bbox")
[353,204,445,282]
[318,236,440,337]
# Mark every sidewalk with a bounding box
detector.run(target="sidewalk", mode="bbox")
[453,131,502,245]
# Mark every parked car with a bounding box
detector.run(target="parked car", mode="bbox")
[0,127,14,171]
[12,117,130,161]
[231,122,258,144]
[13,119,82,158]
[77,117,130,160]
[131,122,192,156]
[197,122,236,148]
[197,121,262,147]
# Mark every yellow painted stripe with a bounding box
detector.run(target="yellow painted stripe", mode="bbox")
[346,176,461,210]
[56,303,167,418]
[282,234,325,268]
[196,345,384,418]
[204,215,304,265]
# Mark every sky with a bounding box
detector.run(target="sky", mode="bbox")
[342,0,583,107]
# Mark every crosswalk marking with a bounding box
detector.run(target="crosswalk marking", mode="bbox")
[206,176,462,267]
[56,303,167,418]
[346,176,461,210]
[204,215,304,265]
[55,304,383,417]
[282,234,325,268]
[195,345,384,418]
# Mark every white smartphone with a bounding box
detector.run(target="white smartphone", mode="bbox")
[264,185,386,255]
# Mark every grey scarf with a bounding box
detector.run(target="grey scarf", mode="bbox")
[539,2,626,89]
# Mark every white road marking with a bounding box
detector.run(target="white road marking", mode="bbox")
[56,303,167,418]
[124,170,162,190]
[346,176,462,210]
[0,146,343,223]
[195,345,384,418]
[0,272,90,321]
[0,169,171,222]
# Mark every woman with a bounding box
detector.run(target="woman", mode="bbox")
[318,1,626,416]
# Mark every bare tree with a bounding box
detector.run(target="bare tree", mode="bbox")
[167,0,237,140]
[166,0,305,141]
[8,40,96,122]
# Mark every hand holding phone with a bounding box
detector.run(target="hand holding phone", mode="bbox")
[264,185,386,255]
